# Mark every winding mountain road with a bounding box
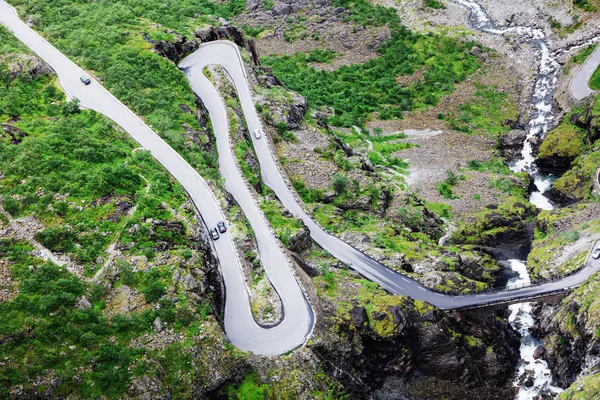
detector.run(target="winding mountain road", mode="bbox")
[2,0,600,356]
[181,41,600,311]
[571,44,600,101]
[0,1,313,356]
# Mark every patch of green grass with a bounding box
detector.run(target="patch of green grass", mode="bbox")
[226,373,272,399]
[437,169,463,199]
[590,64,600,90]
[260,199,303,246]
[572,44,598,65]
[446,85,517,135]
[573,0,597,12]
[466,158,511,174]
[263,20,480,127]
[424,0,445,9]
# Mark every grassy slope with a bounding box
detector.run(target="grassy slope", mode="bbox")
[0,28,247,397]
[263,26,480,127]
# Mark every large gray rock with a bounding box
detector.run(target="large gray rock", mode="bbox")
[245,0,260,11]
[153,317,163,333]
[287,226,312,253]
[271,2,293,15]
[75,296,92,309]
[500,129,526,163]
[180,274,198,291]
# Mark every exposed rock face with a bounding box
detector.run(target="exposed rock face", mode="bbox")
[534,156,574,176]
[450,199,537,261]
[261,91,309,131]
[0,53,52,80]
[287,225,312,253]
[315,300,520,399]
[0,124,28,144]
[142,24,260,66]
[532,275,600,390]
[569,98,600,145]
[499,129,526,163]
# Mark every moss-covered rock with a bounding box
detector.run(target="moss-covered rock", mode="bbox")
[534,273,600,391]
[527,203,600,280]
[450,197,537,260]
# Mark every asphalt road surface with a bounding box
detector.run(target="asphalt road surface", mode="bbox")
[181,41,600,310]
[571,44,600,101]
[0,1,313,356]
[2,1,599,355]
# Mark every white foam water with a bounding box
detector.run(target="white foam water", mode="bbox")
[507,260,564,399]
[448,0,564,397]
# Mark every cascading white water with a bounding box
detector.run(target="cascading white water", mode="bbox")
[448,0,564,397]
[507,260,563,399]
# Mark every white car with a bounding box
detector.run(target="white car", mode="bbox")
[253,128,263,139]
[592,247,600,259]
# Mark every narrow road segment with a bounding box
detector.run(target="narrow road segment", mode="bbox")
[570,44,600,101]
[2,1,599,355]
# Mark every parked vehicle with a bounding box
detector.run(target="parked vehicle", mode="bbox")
[592,247,600,259]
[217,221,227,233]
[80,75,91,85]
[209,228,220,241]
[253,128,263,139]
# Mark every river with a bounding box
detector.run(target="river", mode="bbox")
[448,0,564,397]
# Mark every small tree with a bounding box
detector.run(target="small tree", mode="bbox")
[332,173,348,194]
[61,98,81,116]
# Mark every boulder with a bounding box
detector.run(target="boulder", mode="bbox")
[245,0,260,11]
[75,296,92,309]
[287,226,312,253]
[0,124,28,145]
[350,306,369,328]
[533,345,545,359]
[153,317,163,333]
[271,2,293,15]
[499,129,526,163]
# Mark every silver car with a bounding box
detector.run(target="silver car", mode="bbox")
[253,128,263,139]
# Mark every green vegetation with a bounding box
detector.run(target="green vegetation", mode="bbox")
[573,0,597,12]
[437,170,463,199]
[466,158,511,174]
[572,43,598,65]
[8,0,239,185]
[226,373,272,399]
[263,12,480,127]
[0,241,202,398]
[0,26,27,54]
[332,0,399,27]
[424,0,446,9]
[560,373,600,400]
[445,85,517,135]
[260,200,303,246]
[528,205,600,279]
[538,121,586,159]
[0,61,195,269]
[332,173,349,194]
[590,64,600,90]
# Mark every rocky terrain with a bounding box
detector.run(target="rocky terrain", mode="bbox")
[2,0,600,398]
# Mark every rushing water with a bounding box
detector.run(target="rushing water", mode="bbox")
[507,261,563,399]
[447,0,564,397]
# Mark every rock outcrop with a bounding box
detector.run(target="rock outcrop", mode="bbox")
[499,129,526,163]
[142,23,260,65]
[532,274,600,390]
[450,198,537,261]
[314,297,520,399]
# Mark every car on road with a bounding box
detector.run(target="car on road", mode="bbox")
[592,247,600,259]
[209,228,220,241]
[80,75,91,85]
[253,128,263,139]
[217,221,227,233]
